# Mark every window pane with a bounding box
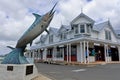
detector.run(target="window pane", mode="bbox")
[109,32,111,40]
[74,25,78,34]
[60,34,62,40]
[71,45,77,56]
[86,24,90,33]
[105,30,111,40]
[57,47,63,58]
[105,31,108,40]
[60,33,67,40]
[49,35,53,43]
[80,25,85,33]
[47,49,52,58]
[64,33,67,39]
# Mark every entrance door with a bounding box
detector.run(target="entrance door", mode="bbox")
[94,46,105,61]
[47,48,53,58]
[71,45,77,61]
[111,48,119,61]
[40,50,43,60]
[64,45,77,61]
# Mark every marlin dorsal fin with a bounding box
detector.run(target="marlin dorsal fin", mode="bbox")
[32,13,41,19]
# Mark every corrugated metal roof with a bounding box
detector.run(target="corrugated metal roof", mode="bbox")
[49,27,59,34]
[62,25,71,30]
[35,34,47,44]
[93,21,109,32]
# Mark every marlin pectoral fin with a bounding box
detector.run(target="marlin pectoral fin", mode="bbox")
[45,29,49,34]
[30,41,33,46]
[7,46,15,50]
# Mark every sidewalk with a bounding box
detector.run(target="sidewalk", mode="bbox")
[41,61,120,66]
[32,74,52,80]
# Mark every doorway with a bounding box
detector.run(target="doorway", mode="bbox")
[94,46,105,61]
[111,48,119,61]
[47,48,53,58]
[71,45,77,61]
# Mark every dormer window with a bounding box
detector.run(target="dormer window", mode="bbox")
[73,23,91,34]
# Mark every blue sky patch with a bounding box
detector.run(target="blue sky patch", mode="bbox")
[86,0,92,2]
[6,16,9,19]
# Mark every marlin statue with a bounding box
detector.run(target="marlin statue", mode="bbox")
[2,3,57,64]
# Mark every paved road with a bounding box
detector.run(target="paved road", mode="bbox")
[35,63,120,80]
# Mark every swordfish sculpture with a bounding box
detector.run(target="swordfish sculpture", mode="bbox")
[2,3,57,64]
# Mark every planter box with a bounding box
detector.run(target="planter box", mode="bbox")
[89,56,95,62]
[106,57,111,62]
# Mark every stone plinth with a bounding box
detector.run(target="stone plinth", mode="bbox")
[0,64,38,80]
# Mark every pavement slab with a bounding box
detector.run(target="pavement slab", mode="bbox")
[32,74,52,80]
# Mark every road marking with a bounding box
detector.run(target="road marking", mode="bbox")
[72,69,86,72]
[87,65,96,67]
[49,72,61,74]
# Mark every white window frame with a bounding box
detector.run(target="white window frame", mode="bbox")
[105,30,111,40]
[80,24,85,33]
[56,47,63,58]
[73,24,79,34]
[49,35,53,43]
[60,32,67,40]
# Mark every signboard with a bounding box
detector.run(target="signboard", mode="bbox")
[26,65,33,75]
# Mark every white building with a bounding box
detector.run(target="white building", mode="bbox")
[28,12,120,63]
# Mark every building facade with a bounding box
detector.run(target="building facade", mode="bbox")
[27,12,120,63]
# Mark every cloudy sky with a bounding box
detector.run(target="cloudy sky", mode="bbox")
[0,0,120,55]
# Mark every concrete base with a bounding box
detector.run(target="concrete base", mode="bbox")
[0,64,38,80]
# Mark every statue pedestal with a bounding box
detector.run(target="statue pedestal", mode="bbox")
[0,64,38,80]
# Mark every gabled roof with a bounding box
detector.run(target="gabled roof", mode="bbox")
[49,27,59,35]
[58,25,71,33]
[62,25,71,30]
[93,20,118,38]
[71,13,95,24]
[93,21,109,32]
[35,34,47,44]
[40,35,47,41]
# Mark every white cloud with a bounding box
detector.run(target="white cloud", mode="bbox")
[58,0,87,23]
[0,0,58,55]
[0,15,34,41]
[84,0,120,29]
[0,0,120,55]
